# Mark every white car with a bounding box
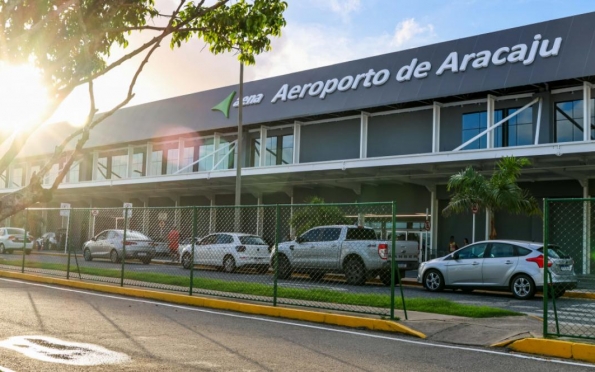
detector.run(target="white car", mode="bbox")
[0,227,34,254]
[180,233,270,273]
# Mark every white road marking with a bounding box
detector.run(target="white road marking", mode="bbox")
[1,277,594,369]
[0,366,16,372]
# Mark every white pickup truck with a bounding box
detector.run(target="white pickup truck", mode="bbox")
[271,225,419,286]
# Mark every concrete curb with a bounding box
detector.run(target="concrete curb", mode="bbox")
[507,338,595,364]
[0,269,426,339]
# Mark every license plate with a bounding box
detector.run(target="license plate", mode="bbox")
[398,264,407,269]
[560,265,571,271]
[137,253,147,257]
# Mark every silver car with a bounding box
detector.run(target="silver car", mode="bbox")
[83,229,156,265]
[0,227,34,254]
[417,240,578,300]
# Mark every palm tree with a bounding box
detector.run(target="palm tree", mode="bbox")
[442,156,541,239]
[289,197,348,237]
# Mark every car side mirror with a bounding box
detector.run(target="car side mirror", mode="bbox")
[452,252,459,260]
[296,236,304,244]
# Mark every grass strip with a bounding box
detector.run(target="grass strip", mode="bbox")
[0,259,521,318]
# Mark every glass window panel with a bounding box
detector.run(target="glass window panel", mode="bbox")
[166,148,179,174]
[111,155,127,179]
[214,139,235,170]
[556,100,585,143]
[252,138,260,167]
[516,124,533,146]
[96,157,108,180]
[179,147,194,174]
[198,140,214,172]
[11,168,22,188]
[573,100,584,119]
[282,135,294,165]
[265,137,277,166]
[150,150,163,176]
[556,120,573,143]
[131,152,144,178]
[67,162,80,183]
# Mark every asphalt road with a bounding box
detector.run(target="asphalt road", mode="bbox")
[0,278,593,372]
[2,252,592,319]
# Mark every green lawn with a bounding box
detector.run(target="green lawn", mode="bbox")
[0,259,521,318]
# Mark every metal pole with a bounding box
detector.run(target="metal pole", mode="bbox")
[66,210,73,279]
[64,213,70,254]
[394,201,408,320]
[543,198,549,337]
[189,207,197,296]
[273,204,280,306]
[390,202,396,320]
[120,207,128,287]
[234,62,244,231]
[472,213,476,243]
[21,209,28,273]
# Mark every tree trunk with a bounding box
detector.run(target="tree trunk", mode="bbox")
[0,179,52,223]
[489,211,497,239]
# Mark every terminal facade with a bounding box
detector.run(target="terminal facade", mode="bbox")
[3,12,595,260]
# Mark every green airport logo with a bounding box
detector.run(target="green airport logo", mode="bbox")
[212,91,265,118]
[211,91,236,118]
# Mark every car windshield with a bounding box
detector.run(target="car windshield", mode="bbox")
[346,228,377,240]
[239,236,266,245]
[538,245,571,259]
[122,231,151,240]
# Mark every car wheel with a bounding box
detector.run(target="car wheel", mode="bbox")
[511,274,536,300]
[223,256,236,273]
[273,255,292,279]
[424,270,445,292]
[344,258,366,286]
[83,249,92,262]
[140,257,151,265]
[181,253,193,270]
[110,249,120,264]
[0,244,4,254]
[379,271,392,286]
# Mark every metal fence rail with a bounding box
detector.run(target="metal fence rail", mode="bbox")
[544,198,595,339]
[0,202,414,319]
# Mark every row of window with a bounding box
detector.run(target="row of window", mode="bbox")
[1,99,593,188]
[462,99,595,149]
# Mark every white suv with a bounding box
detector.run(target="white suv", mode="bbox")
[180,233,270,273]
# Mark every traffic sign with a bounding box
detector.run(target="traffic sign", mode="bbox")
[60,203,71,217]
[424,220,431,231]
[471,204,479,214]
[123,203,133,218]
[91,209,99,216]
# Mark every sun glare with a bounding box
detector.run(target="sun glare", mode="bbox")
[0,63,49,132]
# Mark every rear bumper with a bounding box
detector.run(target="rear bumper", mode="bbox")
[382,261,419,271]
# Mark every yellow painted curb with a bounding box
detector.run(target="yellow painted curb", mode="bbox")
[508,338,595,364]
[490,339,516,348]
[563,292,595,300]
[0,270,426,339]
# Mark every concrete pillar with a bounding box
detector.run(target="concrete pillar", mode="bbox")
[259,126,267,167]
[584,81,592,142]
[485,209,492,240]
[432,103,441,153]
[209,197,216,234]
[430,191,438,259]
[256,195,264,236]
[487,95,496,149]
[360,112,368,159]
[293,122,301,164]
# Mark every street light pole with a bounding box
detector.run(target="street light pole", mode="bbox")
[234,61,244,231]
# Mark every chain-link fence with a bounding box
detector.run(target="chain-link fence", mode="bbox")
[544,198,595,339]
[0,202,416,320]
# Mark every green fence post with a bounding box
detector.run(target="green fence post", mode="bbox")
[120,207,128,287]
[394,201,408,320]
[66,210,73,279]
[189,206,197,296]
[273,204,280,307]
[543,198,549,337]
[390,203,396,320]
[21,209,28,273]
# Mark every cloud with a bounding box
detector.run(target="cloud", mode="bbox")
[251,18,437,79]
[327,0,361,21]
[391,18,435,48]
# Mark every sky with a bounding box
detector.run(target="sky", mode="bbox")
[49,0,595,125]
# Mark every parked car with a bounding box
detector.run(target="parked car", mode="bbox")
[35,229,67,251]
[272,225,419,286]
[82,229,156,264]
[417,240,578,300]
[180,233,269,273]
[0,227,34,254]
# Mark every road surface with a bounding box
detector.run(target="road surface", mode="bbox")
[0,278,593,371]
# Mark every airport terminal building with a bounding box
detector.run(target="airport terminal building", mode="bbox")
[4,12,595,257]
